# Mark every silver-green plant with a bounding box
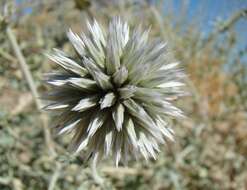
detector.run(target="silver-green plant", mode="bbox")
[43,17,187,166]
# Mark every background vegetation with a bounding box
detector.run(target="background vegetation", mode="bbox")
[0,0,247,189]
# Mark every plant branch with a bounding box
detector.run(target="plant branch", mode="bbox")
[0,48,17,63]
[6,27,42,110]
[48,163,62,190]
[200,8,247,50]
[7,26,57,158]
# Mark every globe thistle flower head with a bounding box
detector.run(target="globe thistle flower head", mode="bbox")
[43,17,187,166]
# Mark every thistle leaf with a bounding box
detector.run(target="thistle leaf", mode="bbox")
[83,58,113,90]
[100,92,116,109]
[113,66,128,87]
[68,77,98,91]
[118,85,137,99]
[67,29,85,56]
[125,117,138,148]
[58,119,81,135]
[72,96,99,112]
[112,103,125,131]
[105,130,113,156]
[87,111,107,137]
[46,49,88,77]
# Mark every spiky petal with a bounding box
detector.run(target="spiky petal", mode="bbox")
[43,17,187,166]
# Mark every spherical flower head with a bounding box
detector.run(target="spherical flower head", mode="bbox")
[43,17,187,166]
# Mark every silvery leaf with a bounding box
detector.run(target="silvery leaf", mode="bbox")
[112,103,125,131]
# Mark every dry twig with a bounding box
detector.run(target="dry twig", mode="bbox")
[6,23,62,189]
[201,8,247,50]
[6,27,42,110]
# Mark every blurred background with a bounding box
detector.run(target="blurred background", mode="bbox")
[0,0,247,189]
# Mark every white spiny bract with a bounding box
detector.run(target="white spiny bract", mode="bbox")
[43,17,187,166]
